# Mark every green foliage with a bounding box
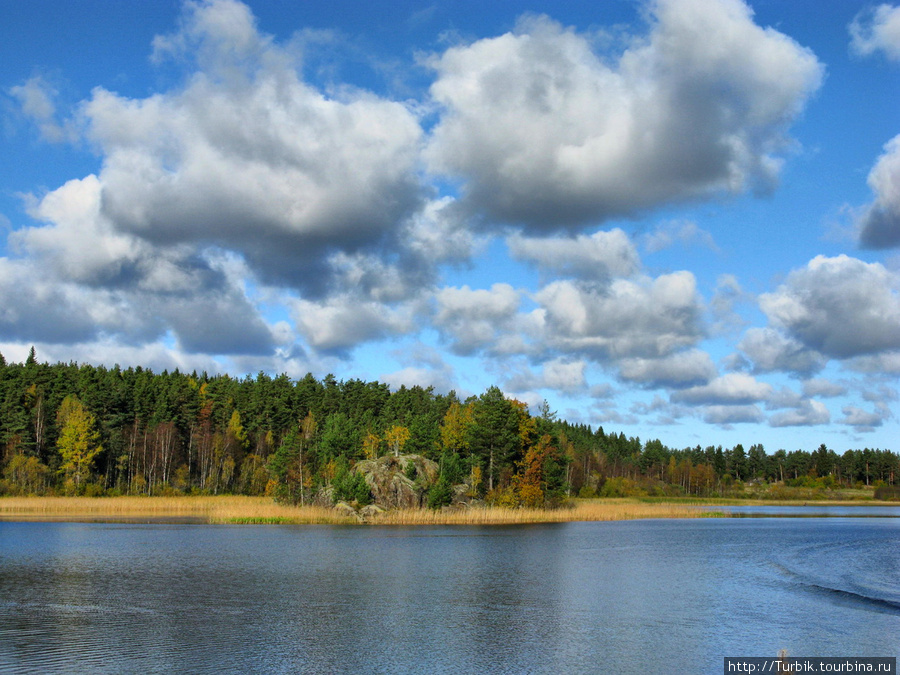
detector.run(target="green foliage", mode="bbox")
[0,353,896,503]
[332,461,372,506]
[439,451,466,485]
[427,474,453,510]
[599,477,647,498]
[1,453,50,495]
[404,461,418,481]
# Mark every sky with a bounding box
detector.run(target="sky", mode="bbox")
[1,0,899,453]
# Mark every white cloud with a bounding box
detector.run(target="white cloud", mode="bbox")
[534,271,704,360]
[759,255,900,359]
[79,0,423,295]
[850,4,900,61]
[405,197,483,267]
[541,358,588,393]
[846,352,900,374]
[702,405,765,426]
[671,372,773,406]
[641,220,718,254]
[738,327,826,377]
[292,295,415,354]
[433,283,524,355]
[769,400,830,427]
[425,0,822,230]
[839,405,888,431]
[857,135,900,249]
[505,357,588,395]
[508,229,640,282]
[381,366,456,393]
[8,75,78,143]
[617,350,717,388]
[802,378,847,398]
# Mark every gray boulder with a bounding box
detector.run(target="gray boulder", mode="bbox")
[353,454,439,509]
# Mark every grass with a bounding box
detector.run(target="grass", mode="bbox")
[0,495,718,525]
[0,496,358,525]
[369,500,715,525]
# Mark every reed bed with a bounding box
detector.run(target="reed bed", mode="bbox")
[0,496,714,525]
[0,496,356,524]
[369,500,710,525]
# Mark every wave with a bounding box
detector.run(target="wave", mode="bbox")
[772,560,900,615]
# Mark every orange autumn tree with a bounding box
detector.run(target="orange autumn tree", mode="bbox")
[515,434,555,508]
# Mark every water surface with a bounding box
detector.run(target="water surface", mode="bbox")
[1,518,897,674]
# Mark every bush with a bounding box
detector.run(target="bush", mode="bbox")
[598,477,646,498]
[332,465,372,506]
[83,482,106,497]
[874,485,900,501]
[427,474,453,510]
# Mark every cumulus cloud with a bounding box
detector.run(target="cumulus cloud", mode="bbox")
[857,135,900,249]
[617,350,717,389]
[759,255,900,359]
[78,0,424,296]
[8,75,78,143]
[507,229,639,282]
[292,294,415,355]
[702,405,764,426]
[425,0,822,230]
[850,4,900,61]
[641,220,718,254]
[381,366,456,393]
[839,405,888,431]
[802,378,847,398]
[534,271,704,360]
[4,0,458,364]
[769,400,830,427]
[504,357,588,395]
[0,259,111,344]
[381,344,459,393]
[671,372,773,406]
[846,352,900,374]
[433,283,525,355]
[738,327,826,377]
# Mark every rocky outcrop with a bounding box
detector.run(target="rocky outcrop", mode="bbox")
[353,454,439,509]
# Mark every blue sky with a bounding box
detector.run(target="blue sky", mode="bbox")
[2,0,899,453]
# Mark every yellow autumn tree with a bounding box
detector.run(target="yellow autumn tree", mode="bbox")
[384,425,411,457]
[362,429,381,460]
[440,402,473,454]
[56,395,103,491]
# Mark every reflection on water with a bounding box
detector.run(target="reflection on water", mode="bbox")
[1,519,898,674]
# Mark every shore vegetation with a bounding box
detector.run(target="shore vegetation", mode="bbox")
[0,495,720,525]
[1,352,897,511]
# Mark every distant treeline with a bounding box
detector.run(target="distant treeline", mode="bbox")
[0,349,897,502]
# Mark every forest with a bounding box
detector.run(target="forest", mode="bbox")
[1,349,898,505]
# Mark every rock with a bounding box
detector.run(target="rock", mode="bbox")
[333,501,361,520]
[310,486,335,507]
[353,454,439,509]
[359,504,386,521]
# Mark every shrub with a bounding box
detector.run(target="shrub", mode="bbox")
[427,474,453,510]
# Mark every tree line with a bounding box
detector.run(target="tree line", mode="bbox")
[0,350,897,503]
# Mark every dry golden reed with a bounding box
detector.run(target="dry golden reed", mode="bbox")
[0,496,713,525]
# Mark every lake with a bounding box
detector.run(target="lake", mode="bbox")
[1,516,898,674]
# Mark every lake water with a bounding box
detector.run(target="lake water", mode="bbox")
[1,517,898,674]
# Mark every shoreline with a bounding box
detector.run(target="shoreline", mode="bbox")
[3,495,896,525]
[0,495,721,525]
